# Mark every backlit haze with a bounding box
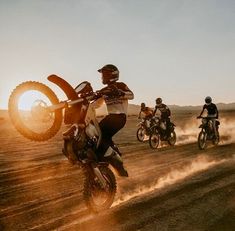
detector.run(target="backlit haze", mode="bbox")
[0,0,235,109]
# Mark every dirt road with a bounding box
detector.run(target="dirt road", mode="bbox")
[0,115,235,230]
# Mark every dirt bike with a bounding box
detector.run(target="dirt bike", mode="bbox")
[197,116,220,150]
[148,116,176,149]
[136,117,153,142]
[8,74,127,213]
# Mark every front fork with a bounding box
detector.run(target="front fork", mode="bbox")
[202,129,208,141]
[88,163,108,189]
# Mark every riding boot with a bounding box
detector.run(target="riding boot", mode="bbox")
[104,147,128,177]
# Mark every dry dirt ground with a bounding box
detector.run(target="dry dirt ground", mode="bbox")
[0,111,235,231]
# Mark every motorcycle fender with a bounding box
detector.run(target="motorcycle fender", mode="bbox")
[48,74,78,100]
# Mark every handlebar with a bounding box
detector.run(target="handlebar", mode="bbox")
[48,87,125,112]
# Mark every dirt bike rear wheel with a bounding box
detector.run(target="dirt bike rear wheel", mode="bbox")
[83,166,116,213]
[8,81,63,141]
[149,131,160,149]
[212,132,220,146]
[168,131,177,146]
[136,127,146,142]
[198,131,207,150]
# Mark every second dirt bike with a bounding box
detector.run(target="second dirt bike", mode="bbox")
[197,116,220,150]
[136,117,153,142]
[149,116,176,149]
[8,75,127,212]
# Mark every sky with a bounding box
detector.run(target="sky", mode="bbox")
[0,0,235,109]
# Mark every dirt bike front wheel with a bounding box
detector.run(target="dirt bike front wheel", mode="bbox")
[198,131,207,150]
[8,81,63,141]
[83,166,117,213]
[168,131,177,146]
[136,127,146,142]
[149,130,160,149]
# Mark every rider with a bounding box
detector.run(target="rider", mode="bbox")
[138,102,153,130]
[153,97,171,136]
[96,64,134,177]
[138,103,153,119]
[197,96,219,137]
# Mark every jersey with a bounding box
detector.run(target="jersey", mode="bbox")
[202,103,219,117]
[139,107,153,119]
[100,82,134,115]
[154,103,171,119]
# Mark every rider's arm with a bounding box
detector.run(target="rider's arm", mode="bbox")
[138,110,142,119]
[117,82,134,100]
[165,105,171,117]
[153,106,157,116]
[215,105,219,118]
[122,90,134,100]
[198,105,206,117]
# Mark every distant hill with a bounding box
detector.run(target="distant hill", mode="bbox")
[127,102,235,115]
[168,103,235,111]
[1,102,235,118]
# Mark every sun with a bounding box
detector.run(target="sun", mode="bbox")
[18,90,52,111]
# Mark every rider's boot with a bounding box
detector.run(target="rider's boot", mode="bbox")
[104,147,128,177]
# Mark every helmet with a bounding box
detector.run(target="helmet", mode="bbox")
[98,64,119,85]
[156,97,162,105]
[141,102,145,108]
[205,96,212,105]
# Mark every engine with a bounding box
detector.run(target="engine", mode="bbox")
[63,128,88,164]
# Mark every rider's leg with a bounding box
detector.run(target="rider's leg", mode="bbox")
[161,116,170,137]
[211,119,218,138]
[97,113,128,177]
[166,117,171,136]
[97,113,126,159]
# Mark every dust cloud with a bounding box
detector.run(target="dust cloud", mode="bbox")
[113,155,226,207]
[219,118,235,144]
[175,120,198,145]
[175,117,235,145]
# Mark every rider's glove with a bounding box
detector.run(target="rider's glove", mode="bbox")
[101,85,125,99]
[93,91,103,100]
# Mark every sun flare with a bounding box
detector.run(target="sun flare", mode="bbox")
[18,90,52,111]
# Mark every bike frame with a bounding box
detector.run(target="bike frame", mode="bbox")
[46,75,103,149]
